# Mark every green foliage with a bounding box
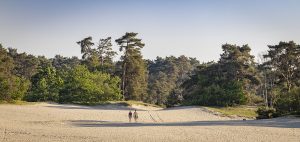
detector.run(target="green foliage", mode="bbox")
[0,45,30,101]
[51,55,80,72]
[26,64,63,102]
[116,32,148,100]
[147,56,199,106]
[59,65,121,103]
[206,106,258,118]
[10,77,30,100]
[0,75,30,101]
[8,48,39,80]
[166,88,184,107]
[245,93,264,105]
[97,37,117,73]
[186,80,246,106]
[77,36,117,73]
[263,41,300,92]
[183,44,259,106]
[256,107,278,119]
[147,71,169,105]
[77,36,95,60]
[259,41,300,116]
[2,36,300,118]
[275,87,300,114]
[219,44,260,93]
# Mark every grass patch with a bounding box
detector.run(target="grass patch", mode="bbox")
[205,106,258,118]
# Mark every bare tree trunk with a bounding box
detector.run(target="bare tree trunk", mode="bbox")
[122,41,129,100]
[100,56,104,67]
[287,80,291,92]
[264,73,268,107]
[122,62,126,100]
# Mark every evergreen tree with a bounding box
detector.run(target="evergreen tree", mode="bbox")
[115,32,148,100]
[26,63,63,102]
[8,48,39,80]
[263,41,300,92]
[77,36,95,60]
[182,44,260,106]
[0,45,30,101]
[97,37,117,73]
[147,56,199,106]
[77,36,117,73]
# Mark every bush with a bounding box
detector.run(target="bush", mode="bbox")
[185,81,246,107]
[26,65,63,102]
[10,77,30,100]
[0,76,30,101]
[275,87,300,115]
[59,65,121,103]
[245,93,264,105]
[0,46,30,101]
[256,107,278,119]
[166,88,183,107]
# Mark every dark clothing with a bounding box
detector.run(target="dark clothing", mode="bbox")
[129,112,133,118]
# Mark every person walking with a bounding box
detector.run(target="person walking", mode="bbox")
[133,110,138,122]
[128,111,133,122]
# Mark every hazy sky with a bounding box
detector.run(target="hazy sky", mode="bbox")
[0,0,299,62]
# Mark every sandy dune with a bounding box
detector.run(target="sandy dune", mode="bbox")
[0,103,299,142]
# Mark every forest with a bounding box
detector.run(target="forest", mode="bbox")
[1,32,300,117]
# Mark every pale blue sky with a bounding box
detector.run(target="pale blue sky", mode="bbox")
[0,0,299,61]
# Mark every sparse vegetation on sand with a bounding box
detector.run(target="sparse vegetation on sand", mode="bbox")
[205,106,258,118]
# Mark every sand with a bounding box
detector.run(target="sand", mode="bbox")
[0,103,299,142]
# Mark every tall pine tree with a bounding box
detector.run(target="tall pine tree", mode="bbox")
[115,32,148,100]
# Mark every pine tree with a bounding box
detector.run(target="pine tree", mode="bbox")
[115,32,148,100]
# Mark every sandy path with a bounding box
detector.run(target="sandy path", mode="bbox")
[0,103,299,142]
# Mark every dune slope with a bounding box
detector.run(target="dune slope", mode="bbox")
[0,103,299,142]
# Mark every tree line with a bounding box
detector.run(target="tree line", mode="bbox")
[0,32,299,116]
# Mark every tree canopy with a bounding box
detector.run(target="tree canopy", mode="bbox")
[1,36,299,115]
[115,32,148,101]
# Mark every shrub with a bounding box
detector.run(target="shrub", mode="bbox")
[26,65,63,102]
[185,81,246,107]
[275,87,300,115]
[59,65,121,103]
[0,76,30,101]
[166,88,183,107]
[245,93,264,105]
[256,107,278,119]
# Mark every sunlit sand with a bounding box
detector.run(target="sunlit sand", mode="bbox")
[0,103,299,142]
